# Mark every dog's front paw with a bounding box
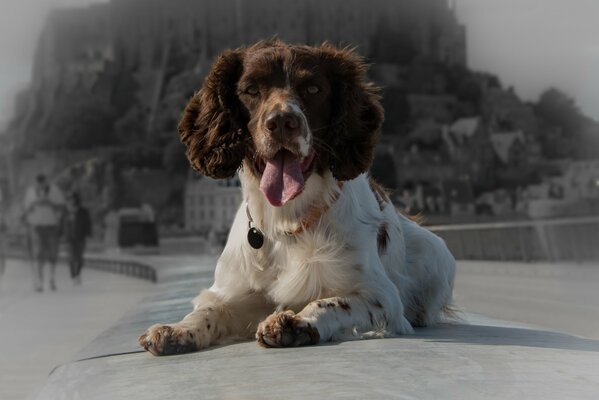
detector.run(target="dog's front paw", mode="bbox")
[256,311,320,348]
[138,324,198,356]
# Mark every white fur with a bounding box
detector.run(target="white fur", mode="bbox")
[289,102,312,157]
[157,167,456,350]
[141,159,455,354]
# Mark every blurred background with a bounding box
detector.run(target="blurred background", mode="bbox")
[1,0,598,236]
[0,0,598,399]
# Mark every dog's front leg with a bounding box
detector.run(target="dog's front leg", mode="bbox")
[139,289,273,356]
[256,294,413,348]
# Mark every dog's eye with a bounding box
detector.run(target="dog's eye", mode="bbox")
[245,85,259,96]
[306,85,320,95]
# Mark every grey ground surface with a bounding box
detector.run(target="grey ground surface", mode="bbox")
[0,259,156,400]
[28,256,599,400]
[455,260,599,339]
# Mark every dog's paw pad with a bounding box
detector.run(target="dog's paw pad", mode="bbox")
[256,311,320,348]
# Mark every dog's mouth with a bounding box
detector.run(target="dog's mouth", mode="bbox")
[255,149,316,207]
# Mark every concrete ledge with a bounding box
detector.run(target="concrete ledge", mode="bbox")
[33,257,599,400]
[37,319,599,400]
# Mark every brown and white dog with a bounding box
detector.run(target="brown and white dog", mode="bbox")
[139,41,455,355]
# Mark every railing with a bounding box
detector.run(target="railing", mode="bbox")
[84,257,157,282]
[428,216,599,262]
[5,236,158,283]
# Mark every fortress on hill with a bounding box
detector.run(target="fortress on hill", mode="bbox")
[2,0,467,222]
[11,0,466,149]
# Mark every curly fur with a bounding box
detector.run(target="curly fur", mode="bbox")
[317,44,384,180]
[178,49,249,178]
[178,41,383,180]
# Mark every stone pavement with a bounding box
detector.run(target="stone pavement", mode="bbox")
[30,257,599,400]
[0,259,156,400]
[455,260,599,339]
[3,251,599,400]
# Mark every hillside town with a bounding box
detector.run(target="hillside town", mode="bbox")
[0,0,598,240]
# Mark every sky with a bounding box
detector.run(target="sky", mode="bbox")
[0,0,597,130]
[0,0,108,130]
[453,0,599,120]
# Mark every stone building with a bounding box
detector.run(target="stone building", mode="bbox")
[184,173,242,234]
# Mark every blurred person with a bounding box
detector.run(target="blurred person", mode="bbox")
[23,174,66,292]
[63,192,92,285]
[400,189,418,214]
[0,210,6,279]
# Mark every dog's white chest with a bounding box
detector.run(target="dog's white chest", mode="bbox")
[263,232,359,308]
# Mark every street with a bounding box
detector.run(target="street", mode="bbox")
[454,260,599,340]
[1,256,599,399]
[0,259,156,400]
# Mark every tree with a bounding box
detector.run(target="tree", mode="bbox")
[381,88,410,134]
[163,138,190,173]
[533,88,599,159]
[370,152,399,190]
[535,88,583,136]
[114,105,148,145]
[40,98,118,150]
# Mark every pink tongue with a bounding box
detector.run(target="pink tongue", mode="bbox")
[260,151,305,207]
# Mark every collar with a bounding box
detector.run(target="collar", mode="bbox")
[246,182,344,237]
[284,182,344,236]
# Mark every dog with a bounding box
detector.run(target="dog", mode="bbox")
[139,40,455,355]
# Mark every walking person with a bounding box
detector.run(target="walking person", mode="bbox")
[64,192,92,285]
[23,174,66,292]
[0,210,6,280]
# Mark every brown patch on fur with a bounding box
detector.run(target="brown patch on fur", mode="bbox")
[338,300,351,312]
[377,223,389,254]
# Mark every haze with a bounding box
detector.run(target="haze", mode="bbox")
[0,0,597,130]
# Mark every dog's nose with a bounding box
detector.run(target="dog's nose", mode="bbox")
[264,111,301,136]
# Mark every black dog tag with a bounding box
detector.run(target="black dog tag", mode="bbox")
[247,228,264,249]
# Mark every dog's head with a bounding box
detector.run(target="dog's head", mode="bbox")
[179,40,383,207]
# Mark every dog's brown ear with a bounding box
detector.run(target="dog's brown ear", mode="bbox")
[178,49,249,179]
[319,44,384,181]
